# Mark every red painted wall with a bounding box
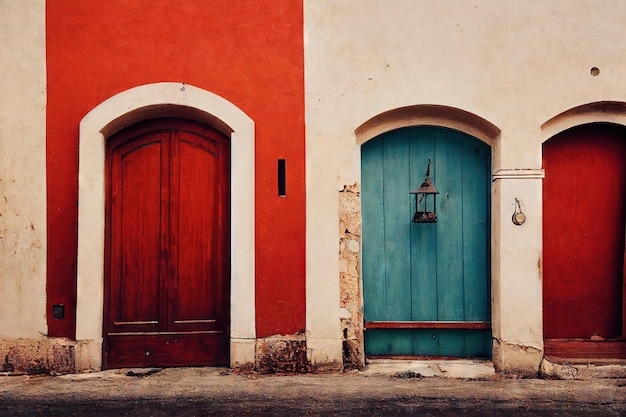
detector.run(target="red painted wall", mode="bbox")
[46,0,305,339]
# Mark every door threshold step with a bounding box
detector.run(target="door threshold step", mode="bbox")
[363,358,495,379]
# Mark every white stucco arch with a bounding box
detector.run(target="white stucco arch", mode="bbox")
[355,104,501,146]
[541,101,626,140]
[75,82,256,369]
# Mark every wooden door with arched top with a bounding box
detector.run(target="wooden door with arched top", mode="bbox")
[543,123,626,359]
[361,126,492,358]
[104,118,230,368]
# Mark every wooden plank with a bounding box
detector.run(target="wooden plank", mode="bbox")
[461,135,490,322]
[361,136,388,354]
[461,135,491,356]
[409,128,439,355]
[382,129,412,354]
[367,354,487,360]
[382,129,411,321]
[365,321,491,330]
[434,129,465,355]
[409,129,438,318]
[544,340,626,360]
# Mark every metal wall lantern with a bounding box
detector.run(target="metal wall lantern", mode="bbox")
[411,159,438,223]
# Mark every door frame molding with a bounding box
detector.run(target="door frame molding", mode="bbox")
[76,82,255,369]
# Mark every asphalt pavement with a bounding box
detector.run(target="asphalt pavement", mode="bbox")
[1,363,625,416]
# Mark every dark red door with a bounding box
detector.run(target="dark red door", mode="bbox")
[104,118,230,368]
[543,123,626,359]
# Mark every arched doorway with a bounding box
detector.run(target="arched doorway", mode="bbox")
[104,118,230,368]
[75,83,256,371]
[361,126,492,357]
[543,123,626,359]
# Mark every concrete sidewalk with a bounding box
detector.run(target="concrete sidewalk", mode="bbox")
[364,358,626,380]
[1,361,625,416]
[362,358,497,379]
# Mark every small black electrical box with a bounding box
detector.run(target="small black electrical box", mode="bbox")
[278,159,286,197]
[52,304,65,320]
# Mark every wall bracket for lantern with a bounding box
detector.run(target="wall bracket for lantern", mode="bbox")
[411,159,438,223]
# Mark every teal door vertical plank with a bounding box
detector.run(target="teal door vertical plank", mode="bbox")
[462,137,491,356]
[409,128,439,355]
[382,129,413,354]
[434,129,466,356]
[361,137,387,354]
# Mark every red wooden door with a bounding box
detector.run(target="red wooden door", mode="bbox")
[104,118,230,368]
[543,123,626,359]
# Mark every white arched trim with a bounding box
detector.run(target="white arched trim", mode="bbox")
[355,104,501,146]
[541,101,626,142]
[76,82,255,369]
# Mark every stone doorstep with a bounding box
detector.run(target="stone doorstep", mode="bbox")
[540,358,626,380]
[363,359,496,379]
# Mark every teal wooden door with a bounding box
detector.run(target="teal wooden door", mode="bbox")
[362,127,491,357]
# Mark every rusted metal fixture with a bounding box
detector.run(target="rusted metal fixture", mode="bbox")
[512,197,526,225]
[411,159,438,223]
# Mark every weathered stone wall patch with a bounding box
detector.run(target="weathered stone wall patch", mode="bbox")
[0,338,75,375]
[338,183,365,370]
[255,333,311,373]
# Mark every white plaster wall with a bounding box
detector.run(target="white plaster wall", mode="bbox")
[305,0,626,371]
[0,0,47,338]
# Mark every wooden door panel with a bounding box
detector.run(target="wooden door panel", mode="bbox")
[382,129,411,322]
[119,143,162,323]
[435,132,465,324]
[109,137,164,329]
[171,137,221,327]
[409,130,437,323]
[362,127,491,357]
[543,124,626,343]
[462,138,490,321]
[409,129,438,355]
[361,136,387,354]
[106,333,228,368]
